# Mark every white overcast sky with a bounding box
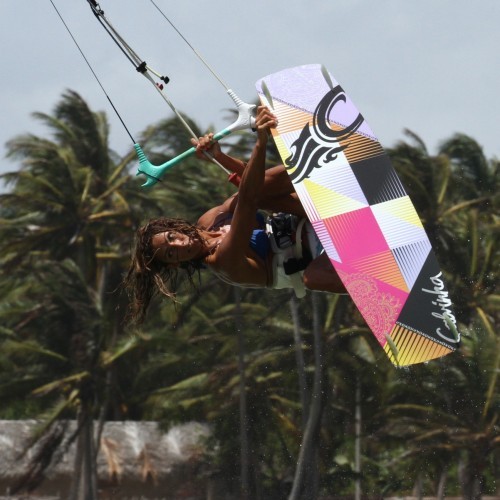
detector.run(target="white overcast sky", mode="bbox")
[1,0,499,183]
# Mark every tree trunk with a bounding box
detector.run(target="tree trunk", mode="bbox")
[289,293,309,429]
[413,473,423,500]
[436,466,447,499]
[354,378,362,500]
[234,288,249,499]
[289,292,324,500]
[459,453,483,500]
[69,411,98,500]
[68,428,83,500]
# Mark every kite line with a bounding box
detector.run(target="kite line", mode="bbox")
[48,0,136,145]
[49,0,256,187]
[147,0,256,132]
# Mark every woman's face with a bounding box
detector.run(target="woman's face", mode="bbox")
[151,230,203,265]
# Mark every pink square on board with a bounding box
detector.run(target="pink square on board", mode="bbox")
[322,207,390,262]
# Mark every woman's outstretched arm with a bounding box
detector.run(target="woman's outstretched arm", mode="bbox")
[211,107,277,284]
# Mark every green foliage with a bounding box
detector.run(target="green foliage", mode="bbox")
[0,93,498,498]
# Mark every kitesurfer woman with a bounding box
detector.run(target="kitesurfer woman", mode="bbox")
[125,106,346,323]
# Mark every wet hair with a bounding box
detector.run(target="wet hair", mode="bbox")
[124,217,205,323]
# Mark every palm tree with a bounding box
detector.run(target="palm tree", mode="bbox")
[373,132,500,498]
[439,133,498,202]
[0,90,152,498]
[378,327,499,498]
[289,291,324,500]
[436,134,499,327]
[4,87,497,499]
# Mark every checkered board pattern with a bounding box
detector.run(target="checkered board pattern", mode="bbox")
[256,65,459,366]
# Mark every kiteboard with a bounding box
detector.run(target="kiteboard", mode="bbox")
[256,64,459,366]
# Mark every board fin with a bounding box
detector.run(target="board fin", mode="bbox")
[321,65,335,90]
[261,80,275,109]
[443,313,460,342]
[385,333,400,367]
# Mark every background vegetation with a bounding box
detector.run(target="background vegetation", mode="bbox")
[0,91,498,499]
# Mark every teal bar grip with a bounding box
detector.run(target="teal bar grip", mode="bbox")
[135,128,232,187]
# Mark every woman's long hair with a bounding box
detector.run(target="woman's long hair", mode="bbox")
[124,217,205,323]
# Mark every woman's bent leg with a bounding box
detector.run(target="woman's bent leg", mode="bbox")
[259,166,309,216]
[303,253,347,294]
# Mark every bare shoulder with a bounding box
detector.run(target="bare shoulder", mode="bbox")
[197,195,238,229]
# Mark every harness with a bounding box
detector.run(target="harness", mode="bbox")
[267,214,312,298]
